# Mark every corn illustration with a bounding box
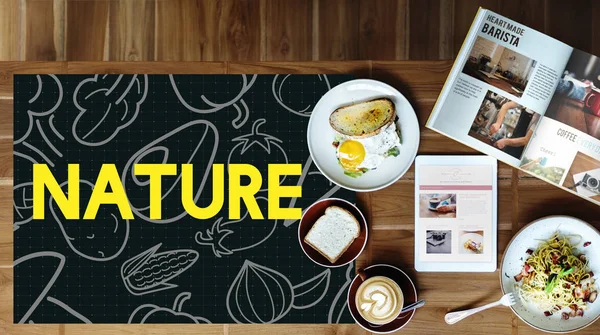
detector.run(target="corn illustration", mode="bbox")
[121,243,198,296]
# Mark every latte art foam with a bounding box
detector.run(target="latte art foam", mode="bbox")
[355,277,403,324]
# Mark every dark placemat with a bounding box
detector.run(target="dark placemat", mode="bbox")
[13,74,356,324]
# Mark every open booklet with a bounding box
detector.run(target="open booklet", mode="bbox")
[427,8,600,206]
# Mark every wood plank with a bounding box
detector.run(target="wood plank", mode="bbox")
[264,0,313,61]
[108,0,155,61]
[358,0,408,60]
[544,0,593,53]
[23,0,64,61]
[66,0,109,60]
[155,0,219,61]
[0,0,20,60]
[0,99,13,139]
[315,0,359,60]
[0,185,11,267]
[227,61,371,77]
[495,0,546,33]
[516,177,600,230]
[453,0,499,58]
[392,307,513,334]
[592,1,600,56]
[0,62,67,97]
[408,0,441,60]
[229,324,365,335]
[217,0,262,61]
[0,140,12,179]
[64,325,224,334]
[438,0,455,59]
[67,61,226,74]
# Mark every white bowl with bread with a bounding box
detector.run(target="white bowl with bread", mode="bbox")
[307,79,420,192]
[298,198,368,267]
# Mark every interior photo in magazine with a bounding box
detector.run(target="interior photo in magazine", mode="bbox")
[468,90,541,159]
[544,49,600,140]
[462,36,537,98]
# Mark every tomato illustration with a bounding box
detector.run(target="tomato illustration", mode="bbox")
[128,292,210,324]
[49,180,129,261]
[195,197,278,257]
[227,119,288,192]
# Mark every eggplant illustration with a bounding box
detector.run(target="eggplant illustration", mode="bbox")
[226,260,330,323]
[121,243,198,296]
[121,120,219,224]
[195,197,278,257]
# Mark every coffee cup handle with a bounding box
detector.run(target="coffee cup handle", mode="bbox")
[585,93,595,108]
[357,268,368,281]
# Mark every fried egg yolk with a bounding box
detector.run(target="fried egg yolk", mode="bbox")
[338,140,366,171]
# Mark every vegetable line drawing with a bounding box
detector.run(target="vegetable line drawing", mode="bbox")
[227,119,289,192]
[15,74,63,145]
[72,74,148,146]
[128,292,211,323]
[14,252,91,324]
[46,297,92,324]
[13,181,34,230]
[170,74,256,115]
[227,260,330,323]
[49,180,130,262]
[121,120,219,224]
[195,197,278,257]
[272,74,331,117]
[328,263,354,323]
[283,155,341,227]
[232,98,250,129]
[121,243,199,296]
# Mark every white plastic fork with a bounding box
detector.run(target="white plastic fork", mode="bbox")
[444,293,516,324]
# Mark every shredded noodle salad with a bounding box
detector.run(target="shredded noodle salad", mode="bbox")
[514,232,597,320]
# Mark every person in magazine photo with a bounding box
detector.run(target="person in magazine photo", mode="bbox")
[468,91,541,159]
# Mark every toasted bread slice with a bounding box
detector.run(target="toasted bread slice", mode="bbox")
[329,98,396,137]
[304,206,361,263]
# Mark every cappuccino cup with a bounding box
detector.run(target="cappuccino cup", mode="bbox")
[429,197,441,208]
[354,270,404,325]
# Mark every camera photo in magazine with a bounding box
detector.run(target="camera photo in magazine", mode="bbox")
[468,90,541,159]
[563,151,600,202]
[544,50,600,140]
[462,36,537,98]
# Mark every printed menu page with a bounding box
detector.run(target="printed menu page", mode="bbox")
[417,165,494,263]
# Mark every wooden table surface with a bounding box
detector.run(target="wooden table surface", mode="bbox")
[1,61,599,335]
[546,98,600,140]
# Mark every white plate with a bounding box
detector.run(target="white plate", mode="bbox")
[500,216,600,333]
[307,79,420,192]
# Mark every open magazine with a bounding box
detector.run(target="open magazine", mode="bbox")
[427,8,600,206]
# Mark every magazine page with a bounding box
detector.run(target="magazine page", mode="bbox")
[518,49,600,205]
[427,9,573,167]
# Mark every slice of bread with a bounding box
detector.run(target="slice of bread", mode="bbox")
[329,98,396,138]
[304,206,361,263]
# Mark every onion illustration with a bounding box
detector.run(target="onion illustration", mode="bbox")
[72,74,148,146]
[272,74,331,117]
[226,260,330,323]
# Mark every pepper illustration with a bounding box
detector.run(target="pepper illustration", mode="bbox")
[121,120,219,224]
[195,197,278,257]
[128,292,210,324]
[121,243,198,296]
[272,74,331,117]
[227,260,330,323]
[49,180,130,262]
[227,119,288,192]
[72,74,148,146]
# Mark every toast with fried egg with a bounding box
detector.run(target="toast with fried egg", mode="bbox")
[330,98,396,138]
